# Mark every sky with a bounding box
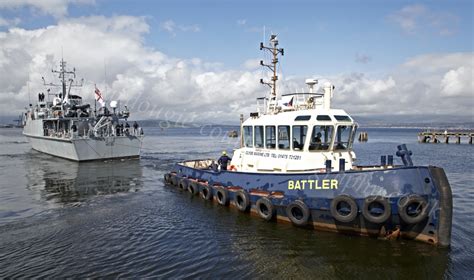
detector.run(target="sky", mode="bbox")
[0,0,472,123]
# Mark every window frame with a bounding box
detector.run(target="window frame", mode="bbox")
[292,125,308,151]
[265,125,276,149]
[254,125,264,148]
[277,125,291,150]
[243,125,253,148]
[333,125,353,151]
[309,125,334,152]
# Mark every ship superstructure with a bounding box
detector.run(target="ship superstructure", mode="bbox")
[233,34,356,173]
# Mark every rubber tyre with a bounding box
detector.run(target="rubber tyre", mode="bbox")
[215,186,229,206]
[200,184,213,200]
[188,181,199,195]
[170,174,179,186]
[256,197,275,221]
[234,190,250,212]
[178,178,189,190]
[286,200,310,226]
[362,196,391,224]
[330,194,358,223]
[398,195,428,224]
[164,173,171,184]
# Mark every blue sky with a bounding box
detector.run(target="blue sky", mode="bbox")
[0,0,472,121]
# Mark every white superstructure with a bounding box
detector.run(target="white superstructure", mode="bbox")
[22,59,144,161]
[230,35,358,173]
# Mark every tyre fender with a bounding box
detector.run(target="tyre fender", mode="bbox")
[398,195,428,224]
[286,200,310,226]
[256,197,275,221]
[234,190,250,212]
[215,186,229,206]
[330,194,358,223]
[362,196,391,224]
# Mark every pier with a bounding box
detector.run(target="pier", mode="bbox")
[418,130,474,144]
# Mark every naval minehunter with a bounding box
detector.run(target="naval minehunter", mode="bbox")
[164,35,452,247]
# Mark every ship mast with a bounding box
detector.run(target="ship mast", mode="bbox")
[259,34,284,99]
[42,59,83,104]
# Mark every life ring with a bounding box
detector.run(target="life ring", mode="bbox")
[200,184,213,200]
[256,197,275,221]
[234,190,250,212]
[215,186,229,206]
[398,195,428,224]
[188,181,199,195]
[286,200,310,226]
[170,174,179,186]
[330,194,358,223]
[178,178,189,190]
[229,165,237,171]
[362,196,391,224]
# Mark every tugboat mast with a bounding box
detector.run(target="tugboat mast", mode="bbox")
[260,34,284,98]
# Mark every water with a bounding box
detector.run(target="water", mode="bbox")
[0,126,472,278]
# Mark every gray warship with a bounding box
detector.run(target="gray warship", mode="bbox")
[23,59,144,161]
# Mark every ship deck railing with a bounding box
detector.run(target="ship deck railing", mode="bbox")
[256,93,324,114]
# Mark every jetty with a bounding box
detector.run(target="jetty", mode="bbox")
[418,130,473,144]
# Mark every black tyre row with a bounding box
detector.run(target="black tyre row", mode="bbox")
[165,174,429,226]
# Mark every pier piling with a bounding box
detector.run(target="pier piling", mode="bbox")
[358,132,368,142]
[418,130,473,145]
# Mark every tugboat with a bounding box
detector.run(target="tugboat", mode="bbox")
[23,59,144,161]
[164,35,452,247]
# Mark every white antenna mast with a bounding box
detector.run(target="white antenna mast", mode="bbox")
[104,59,107,101]
[27,80,31,105]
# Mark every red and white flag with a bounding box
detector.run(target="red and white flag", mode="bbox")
[94,85,105,107]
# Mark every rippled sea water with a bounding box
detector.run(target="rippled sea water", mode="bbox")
[0,126,472,278]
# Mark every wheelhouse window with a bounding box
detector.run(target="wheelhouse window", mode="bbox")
[316,115,332,121]
[349,124,358,149]
[254,126,264,148]
[309,125,333,151]
[265,126,276,149]
[243,126,253,147]
[292,125,307,151]
[333,125,353,150]
[334,115,352,122]
[278,126,290,150]
[295,115,311,121]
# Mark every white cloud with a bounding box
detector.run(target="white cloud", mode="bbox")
[0,0,95,18]
[402,53,470,72]
[388,4,459,36]
[321,52,473,115]
[160,20,200,36]
[0,16,263,122]
[0,15,471,123]
[388,4,426,33]
[242,58,260,70]
[441,67,473,97]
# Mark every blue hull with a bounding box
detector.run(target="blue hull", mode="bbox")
[167,162,452,247]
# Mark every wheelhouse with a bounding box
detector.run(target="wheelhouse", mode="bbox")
[241,114,358,153]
